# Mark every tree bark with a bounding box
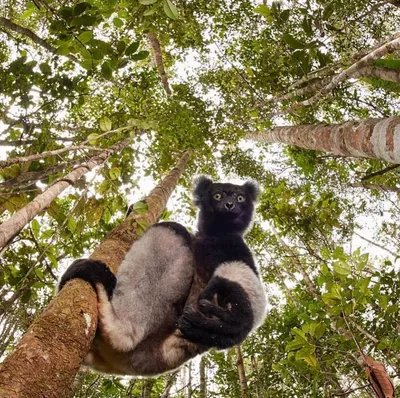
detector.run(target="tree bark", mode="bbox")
[0,139,131,250]
[349,182,400,193]
[147,32,172,96]
[250,117,400,164]
[236,345,248,398]
[0,124,135,169]
[358,66,400,83]
[0,143,105,169]
[199,356,207,398]
[142,379,155,398]
[0,152,190,398]
[0,159,82,190]
[271,36,400,117]
[0,17,77,62]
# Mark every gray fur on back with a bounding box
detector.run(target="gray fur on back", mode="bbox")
[111,226,194,344]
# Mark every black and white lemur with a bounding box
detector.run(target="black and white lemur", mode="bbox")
[59,176,267,376]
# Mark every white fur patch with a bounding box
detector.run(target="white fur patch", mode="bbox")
[96,285,136,352]
[214,261,267,328]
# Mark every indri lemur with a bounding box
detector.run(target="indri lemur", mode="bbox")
[59,176,267,376]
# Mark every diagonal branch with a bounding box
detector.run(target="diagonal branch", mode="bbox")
[147,32,172,96]
[0,138,131,249]
[361,164,400,181]
[0,125,136,169]
[271,36,400,118]
[0,17,78,62]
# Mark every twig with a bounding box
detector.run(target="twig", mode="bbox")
[361,164,400,181]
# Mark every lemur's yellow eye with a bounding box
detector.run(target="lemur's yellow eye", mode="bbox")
[213,193,222,201]
[237,195,246,203]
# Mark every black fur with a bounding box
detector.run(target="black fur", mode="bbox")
[179,277,254,349]
[178,177,261,348]
[59,259,116,299]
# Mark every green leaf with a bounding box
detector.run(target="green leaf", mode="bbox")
[378,295,388,309]
[109,167,121,180]
[131,51,149,61]
[87,133,100,144]
[39,63,52,75]
[283,33,305,49]
[60,6,74,19]
[101,61,113,80]
[81,59,93,70]
[139,0,159,4]
[374,58,400,70]
[253,5,272,17]
[21,289,32,303]
[35,268,45,279]
[314,324,326,340]
[163,0,178,19]
[286,337,306,352]
[77,30,93,43]
[68,217,76,232]
[126,42,139,56]
[144,7,158,16]
[333,261,351,276]
[280,9,290,22]
[303,355,317,367]
[322,4,334,20]
[137,219,150,230]
[295,345,315,360]
[74,2,90,15]
[21,7,36,19]
[56,45,70,56]
[113,17,123,28]
[132,201,148,214]
[80,15,97,27]
[99,117,112,132]
[31,219,40,239]
[116,40,126,54]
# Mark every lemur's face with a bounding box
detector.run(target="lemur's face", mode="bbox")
[193,176,260,232]
[210,183,249,216]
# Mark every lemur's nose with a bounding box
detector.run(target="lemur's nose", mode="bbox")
[225,202,235,210]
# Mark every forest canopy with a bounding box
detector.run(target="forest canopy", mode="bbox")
[0,0,400,396]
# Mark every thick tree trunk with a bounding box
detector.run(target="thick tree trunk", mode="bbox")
[0,152,190,398]
[236,345,248,398]
[0,139,130,250]
[250,117,400,164]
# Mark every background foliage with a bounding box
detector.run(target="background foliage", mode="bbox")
[1,0,400,396]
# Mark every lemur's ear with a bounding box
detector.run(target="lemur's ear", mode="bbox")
[243,181,260,201]
[193,176,213,204]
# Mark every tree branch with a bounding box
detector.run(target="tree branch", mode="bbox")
[0,138,132,249]
[271,35,400,117]
[147,32,172,96]
[361,164,400,181]
[0,17,77,62]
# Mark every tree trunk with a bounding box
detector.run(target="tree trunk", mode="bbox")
[147,32,172,95]
[236,345,248,398]
[250,117,400,164]
[251,357,264,398]
[199,356,207,398]
[0,138,131,250]
[142,379,155,398]
[0,152,190,398]
[160,370,179,398]
[187,362,192,398]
